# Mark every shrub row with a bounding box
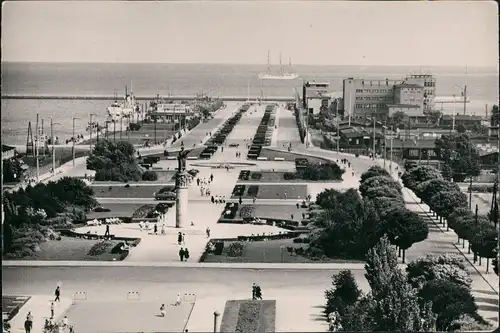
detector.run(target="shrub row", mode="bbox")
[294,106,306,143]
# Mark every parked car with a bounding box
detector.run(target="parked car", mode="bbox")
[155,192,176,201]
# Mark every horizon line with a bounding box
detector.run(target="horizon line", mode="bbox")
[1,60,496,69]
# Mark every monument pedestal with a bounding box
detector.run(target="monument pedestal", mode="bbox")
[175,171,189,228]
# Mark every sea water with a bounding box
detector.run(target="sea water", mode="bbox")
[1,62,498,145]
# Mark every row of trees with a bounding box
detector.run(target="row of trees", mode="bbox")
[309,165,428,262]
[3,177,98,257]
[324,237,491,331]
[3,158,26,183]
[402,164,498,274]
[87,139,153,182]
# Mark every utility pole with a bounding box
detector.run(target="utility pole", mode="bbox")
[51,117,55,176]
[383,121,386,170]
[72,117,78,166]
[113,120,117,142]
[463,65,468,115]
[372,113,376,160]
[389,127,394,173]
[89,113,93,153]
[120,117,123,140]
[35,113,40,181]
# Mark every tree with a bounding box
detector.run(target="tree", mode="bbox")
[389,111,406,128]
[447,207,474,238]
[429,190,468,220]
[470,224,497,271]
[363,185,401,200]
[3,158,26,183]
[456,124,467,133]
[435,133,481,182]
[406,254,472,290]
[364,235,399,292]
[418,280,478,331]
[325,270,362,316]
[49,176,97,210]
[369,196,405,216]
[315,189,342,210]
[360,165,390,183]
[414,179,460,203]
[364,236,436,332]
[87,139,143,182]
[340,295,377,331]
[359,176,402,197]
[401,165,442,190]
[384,208,429,263]
[490,104,499,126]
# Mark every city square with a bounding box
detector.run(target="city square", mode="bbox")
[2,2,499,332]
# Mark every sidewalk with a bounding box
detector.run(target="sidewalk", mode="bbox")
[7,295,73,333]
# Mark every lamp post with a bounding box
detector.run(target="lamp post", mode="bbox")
[50,118,61,176]
[89,113,98,153]
[72,117,80,166]
[213,311,220,333]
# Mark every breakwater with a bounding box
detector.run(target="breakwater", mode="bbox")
[1,95,294,102]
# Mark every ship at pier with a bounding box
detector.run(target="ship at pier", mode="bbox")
[107,84,143,122]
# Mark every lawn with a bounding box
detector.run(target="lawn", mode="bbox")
[153,170,177,182]
[21,236,123,261]
[202,239,362,263]
[259,148,329,164]
[469,192,494,215]
[238,204,308,222]
[87,203,145,219]
[91,184,166,198]
[233,184,308,200]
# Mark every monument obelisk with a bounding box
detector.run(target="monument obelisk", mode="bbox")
[175,144,190,228]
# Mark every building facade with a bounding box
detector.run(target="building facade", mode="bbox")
[342,74,436,121]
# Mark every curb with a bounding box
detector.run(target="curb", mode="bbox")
[404,188,499,295]
[2,261,386,270]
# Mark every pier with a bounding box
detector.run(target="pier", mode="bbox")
[1,94,294,102]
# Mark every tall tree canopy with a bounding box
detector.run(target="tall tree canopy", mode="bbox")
[435,133,480,181]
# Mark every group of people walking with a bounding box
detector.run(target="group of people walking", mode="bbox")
[252,283,263,300]
[178,232,190,261]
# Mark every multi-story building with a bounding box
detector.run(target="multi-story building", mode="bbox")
[342,74,436,121]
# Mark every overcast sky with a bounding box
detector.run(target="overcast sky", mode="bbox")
[2,1,498,67]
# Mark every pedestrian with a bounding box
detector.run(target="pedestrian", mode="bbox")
[104,224,110,237]
[54,286,61,302]
[160,304,166,317]
[175,294,182,306]
[184,248,190,260]
[221,146,224,153]
[182,233,186,245]
[206,227,210,238]
[179,248,185,261]
[154,224,158,235]
[296,202,299,209]
[290,213,294,220]
[24,319,32,333]
[211,196,215,204]
[177,232,182,245]
[50,302,55,319]
[62,316,69,328]
[161,224,166,236]
[197,178,200,186]
[239,196,243,205]
[252,283,257,300]
[255,285,262,300]
[210,174,214,182]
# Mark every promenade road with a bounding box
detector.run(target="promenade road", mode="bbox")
[170,101,242,149]
[275,106,302,149]
[2,266,368,332]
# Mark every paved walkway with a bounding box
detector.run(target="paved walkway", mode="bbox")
[7,295,73,333]
[274,107,303,149]
[3,266,368,332]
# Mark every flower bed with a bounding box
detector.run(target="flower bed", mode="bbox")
[247,185,260,197]
[232,185,246,197]
[239,170,251,181]
[221,203,240,219]
[219,300,276,333]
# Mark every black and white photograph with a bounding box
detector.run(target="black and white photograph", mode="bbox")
[1,1,499,332]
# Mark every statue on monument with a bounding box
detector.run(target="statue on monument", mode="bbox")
[177,143,189,172]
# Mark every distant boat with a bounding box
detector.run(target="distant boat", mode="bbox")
[258,51,299,80]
